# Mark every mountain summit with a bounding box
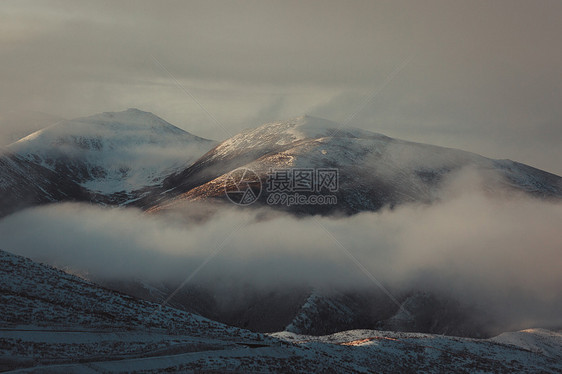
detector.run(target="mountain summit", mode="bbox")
[8,109,216,195]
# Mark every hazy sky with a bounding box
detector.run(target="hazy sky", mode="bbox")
[1,0,561,173]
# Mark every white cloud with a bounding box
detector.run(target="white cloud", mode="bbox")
[1,174,561,330]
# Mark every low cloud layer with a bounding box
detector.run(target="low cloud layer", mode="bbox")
[0,174,561,331]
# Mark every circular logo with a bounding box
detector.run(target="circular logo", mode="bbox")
[224,168,262,206]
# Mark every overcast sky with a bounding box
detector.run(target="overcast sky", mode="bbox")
[1,0,561,173]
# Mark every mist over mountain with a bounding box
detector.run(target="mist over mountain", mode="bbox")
[8,108,216,195]
[3,1,562,371]
[149,115,562,214]
[0,109,217,216]
[1,109,561,372]
[2,185,561,338]
[2,111,559,218]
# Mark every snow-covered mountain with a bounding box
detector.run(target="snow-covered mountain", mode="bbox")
[1,112,560,216]
[8,108,216,197]
[149,115,562,213]
[2,248,561,373]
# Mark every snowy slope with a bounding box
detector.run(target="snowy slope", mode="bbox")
[0,150,88,217]
[0,249,283,371]
[151,115,562,213]
[0,249,250,334]
[8,108,216,196]
[272,328,562,374]
[491,328,562,361]
[2,248,561,373]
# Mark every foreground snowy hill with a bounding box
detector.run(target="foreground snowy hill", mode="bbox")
[1,249,560,373]
[8,108,216,199]
[149,115,562,214]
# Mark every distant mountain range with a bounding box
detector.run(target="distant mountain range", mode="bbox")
[1,109,560,218]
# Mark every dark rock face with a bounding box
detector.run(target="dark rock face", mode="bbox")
[98,278,498,338]
[0,151,91,218]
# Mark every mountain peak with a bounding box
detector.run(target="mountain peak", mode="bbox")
[292,114,338,129]
[98,107,148,116]
[6,109,216,195]
[10,109,180,145]
[84,108,172,127]
[214,115,389,159]
[282,115,386,140]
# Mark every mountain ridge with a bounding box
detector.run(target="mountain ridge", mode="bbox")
[145,115,562,214]
[1,111,560,218]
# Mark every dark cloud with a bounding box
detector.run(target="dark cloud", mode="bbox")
[0,1,561,172]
